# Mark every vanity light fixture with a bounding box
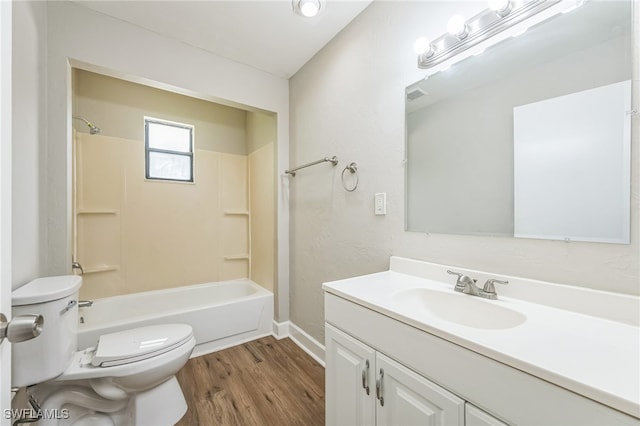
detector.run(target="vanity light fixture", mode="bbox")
[293,0,323,18]
[562,0,586,14]
[488,0,513,17]
[511,28,528,38]
[413,37,433,57]
[447,15,469,39]
[415,0,584,70]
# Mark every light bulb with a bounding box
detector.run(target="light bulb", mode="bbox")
[299,0,320,17]
[413,37,433,56]
[488,0,511,15]
[447,15,468,39]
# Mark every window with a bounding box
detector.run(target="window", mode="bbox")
[145,117,194,182]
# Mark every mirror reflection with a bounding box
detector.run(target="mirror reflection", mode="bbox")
[405,0,632,243]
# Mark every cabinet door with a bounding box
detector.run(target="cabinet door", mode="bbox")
[375,353,464,426]
[325,324,376,426]
[466,404,509,426]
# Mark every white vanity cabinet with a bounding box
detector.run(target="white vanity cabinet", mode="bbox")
[325,323,376,425]
[324,290,640,426]
[465,404,509,426]
[326,323,500,426]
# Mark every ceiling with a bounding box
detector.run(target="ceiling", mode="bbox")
[73,0,373,79]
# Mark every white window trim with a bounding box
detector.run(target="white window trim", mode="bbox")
[144,116,195,183]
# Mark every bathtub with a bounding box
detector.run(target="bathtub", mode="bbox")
[77,278,274,357]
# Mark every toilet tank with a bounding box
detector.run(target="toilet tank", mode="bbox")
[11,276,82,387]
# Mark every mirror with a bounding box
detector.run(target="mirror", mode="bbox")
[405,0,632,244]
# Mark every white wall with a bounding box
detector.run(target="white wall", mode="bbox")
[11,1,47,289]
[289,1,640,342]
[45,1,290,320]
[0,1,12,417]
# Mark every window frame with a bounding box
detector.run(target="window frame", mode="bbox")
[144,117,195,183]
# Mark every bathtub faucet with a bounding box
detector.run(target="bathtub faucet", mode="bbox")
[78,300,93,308]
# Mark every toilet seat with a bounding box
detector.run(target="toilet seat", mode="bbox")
[91,324,193,367]
[58,325,195,383]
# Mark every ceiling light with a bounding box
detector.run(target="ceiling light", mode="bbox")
[295,0,321,18]
[447,15,469,39]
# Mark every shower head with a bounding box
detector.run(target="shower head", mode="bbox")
[73,116,102,135]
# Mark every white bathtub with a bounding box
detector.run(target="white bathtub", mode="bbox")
[77,279,274,357]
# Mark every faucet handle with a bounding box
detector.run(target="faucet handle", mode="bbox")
[447,270,477,293]
[446,270,463,280]
[447,270,476,282]
[481,278,509,299]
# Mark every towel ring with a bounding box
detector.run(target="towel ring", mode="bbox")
[341,162,359,192]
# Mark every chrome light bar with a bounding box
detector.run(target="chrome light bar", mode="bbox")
[417,0,566,70]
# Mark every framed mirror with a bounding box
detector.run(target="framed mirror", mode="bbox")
[405,0,633,244]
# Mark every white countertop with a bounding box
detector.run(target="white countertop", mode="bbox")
[322,262,640,419]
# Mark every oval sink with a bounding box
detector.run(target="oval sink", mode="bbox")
[392,288,526,330]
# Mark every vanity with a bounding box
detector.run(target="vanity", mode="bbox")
[323,257,640,425]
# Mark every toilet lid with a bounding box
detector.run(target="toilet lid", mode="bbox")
[92,324,193,367]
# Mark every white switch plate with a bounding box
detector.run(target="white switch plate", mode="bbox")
[374,193,386,215]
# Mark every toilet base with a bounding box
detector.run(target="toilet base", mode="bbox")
[59,409,116,426]
[134,377,188,426]
[16,375,187,426]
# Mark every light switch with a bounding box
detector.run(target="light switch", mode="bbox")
[374,193,386,215]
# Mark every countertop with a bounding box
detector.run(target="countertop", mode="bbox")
[323,265,640,418]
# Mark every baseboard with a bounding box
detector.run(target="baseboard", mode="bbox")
[285,321,326,367]
[272,320,290,339]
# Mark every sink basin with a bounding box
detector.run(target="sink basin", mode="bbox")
[392,288,526,330]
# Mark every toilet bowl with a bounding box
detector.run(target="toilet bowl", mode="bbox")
[11,276,195,425]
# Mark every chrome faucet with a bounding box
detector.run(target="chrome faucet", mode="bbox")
[447,270,480,296]
[447,270,510,299]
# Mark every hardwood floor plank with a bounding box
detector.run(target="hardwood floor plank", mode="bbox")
[176,336,325,426]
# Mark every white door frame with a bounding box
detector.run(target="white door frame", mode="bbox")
[0,0,13,424]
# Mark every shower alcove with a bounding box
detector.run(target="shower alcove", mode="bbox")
[72,69,277,303]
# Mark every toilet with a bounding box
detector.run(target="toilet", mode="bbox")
[11,276,196,426]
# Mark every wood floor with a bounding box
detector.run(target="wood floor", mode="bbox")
[176,336,325,426]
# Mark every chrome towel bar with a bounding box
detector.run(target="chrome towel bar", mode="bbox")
[285,156,338,177]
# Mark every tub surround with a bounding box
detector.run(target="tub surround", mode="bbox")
[323,256,640,421]
[73,70,277,300]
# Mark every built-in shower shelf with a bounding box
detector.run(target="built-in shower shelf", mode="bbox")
[77,209,120,215]
[224,255,250,261]
[83,264,120,274]
[223,210,250,216]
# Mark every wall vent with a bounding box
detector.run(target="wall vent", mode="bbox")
[406,87,426,101]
